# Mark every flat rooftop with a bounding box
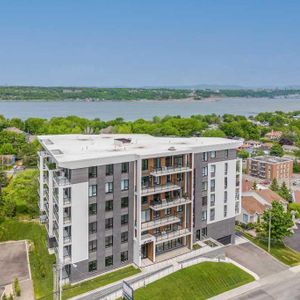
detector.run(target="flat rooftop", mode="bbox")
[250,155,293,164]
[38,134,242,168]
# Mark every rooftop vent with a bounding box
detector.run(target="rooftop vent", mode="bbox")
[51,149,63,155]
[115,138,132,144]
[168,146,176,151]
[43,139,54,145]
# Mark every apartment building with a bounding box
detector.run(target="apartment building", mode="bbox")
[246,156,293,183]
[38,134,242,282]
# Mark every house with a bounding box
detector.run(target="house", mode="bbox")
[0,154,16,166]
[265,130,282,141]
[237,188,287,225]
[3,127,25,135]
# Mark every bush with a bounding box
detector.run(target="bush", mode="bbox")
[14,277,21,296]
[193,243,201,250]
[247,222,255,230]
[8,294,13,300]
[2,294,7,300]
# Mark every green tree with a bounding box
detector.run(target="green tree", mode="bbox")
[237,149,249,159]
[278,182,291,201]
[270,143,284,157]
[0,170,8,195]
[289,202,300,218]
[270,178,279,192]
[0,143,15,155]
[261,201,293,243]
[253,181,257,190]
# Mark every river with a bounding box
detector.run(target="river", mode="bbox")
[0,97,300,120]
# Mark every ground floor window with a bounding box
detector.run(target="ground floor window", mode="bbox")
[88,260,97,272]
[243,213,249,223]
[196,229,201,241]
[155,238,183,255]
[121,251,128,263]
[105,255,113,267]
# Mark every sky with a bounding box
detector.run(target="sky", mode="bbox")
[0,0,300,87]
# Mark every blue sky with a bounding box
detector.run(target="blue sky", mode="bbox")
[0,0,299,87]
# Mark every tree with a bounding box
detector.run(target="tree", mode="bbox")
[0,170,8,195]
[289,202,300,218]
[260,201,293,243]
[270,178,279,192]
[278,182,291,201]
[253,181,257,190]
[270,143,284,157]
[237,149,249,159]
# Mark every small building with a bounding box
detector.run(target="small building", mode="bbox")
[0,154,16,166]
[3,127,25,135]
[265,130,282,141]
[246,155,293,184]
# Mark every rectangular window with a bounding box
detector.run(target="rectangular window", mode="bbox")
[201,210,207,221]
[210,151,216,159]
[210,179,215,192]
[88,185,97,197]
[165,208,172,216]
[210,194,215,206]
[88,166,97,178]
[142,159,148,171]
[225,149,229,158]
[225,163,228,175]
[154,158,161,169]
[106,164,114,176]
[105,200,113,211]
[121,251,128,263]
[89,203,97,215]
[105,182,113,194]
[202,166,208,177]
[121,162,129,173]
[121,179,129,191]
[105,255,113,267]
[89,222,97,234]
[243,213,249,223]
[224,205,228,217]
[121,214,129,225]
[224,177,228,189]
[224,191,228,203]
[210,208,215,221]
[196,230,201,241]
[105,218,113,229]
[202,181,208,191]
[89,240,97,253]
[210,165,216,177]
[202,227,207,236]
[202,196,207,206]
[141,196,148,205]
[235,202,240,214]
[202,152,208,162]
[121,197,129,208]
[176,205,183,212]
[105,235,113,248]
[121,232,128,243]
[88,260,97,272]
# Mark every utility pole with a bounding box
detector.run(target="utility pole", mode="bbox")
[268,210,272,253]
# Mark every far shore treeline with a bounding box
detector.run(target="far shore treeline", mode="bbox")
[1,86,300,101]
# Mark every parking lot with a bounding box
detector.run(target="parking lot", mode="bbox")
[225,242,287,278]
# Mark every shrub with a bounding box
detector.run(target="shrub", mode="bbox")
[247,222,255,230]
[2,294,7,300]
[14,277,21,296]
[193,244,201,250]
[8,294,13,300]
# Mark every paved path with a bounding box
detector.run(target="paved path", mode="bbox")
[225,242,287,278]
[285,226,300,252]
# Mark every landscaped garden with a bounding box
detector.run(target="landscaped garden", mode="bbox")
[134,262,254,300]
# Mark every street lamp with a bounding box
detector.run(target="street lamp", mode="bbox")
[268,210,272,253]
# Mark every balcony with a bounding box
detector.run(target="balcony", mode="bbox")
[155,228,191,244]
[63,212,71,225]
[63,196,71,206]
[150,197,191,211]
[141,183,181,196]
[53,174,71,186]
[141,215,181,230]
[63,247,71,263]
[63,230,72,244]
[54,209,59,222]
[150,165,192,177]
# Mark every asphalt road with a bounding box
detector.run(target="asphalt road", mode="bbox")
[285,227,300,252]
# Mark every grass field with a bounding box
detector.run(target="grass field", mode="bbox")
[0,219,55,300]
[134,262,254,300]
[242,231,300,266]
[63,266,140,299]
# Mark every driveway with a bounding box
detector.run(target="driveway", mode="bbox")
[285,226,300,252]
[225,242,287,278]
[0,241,30,286]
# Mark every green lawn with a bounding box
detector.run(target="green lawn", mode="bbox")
[0,219,55,300]
[241,231,300,266]
[63,266,140,300]
[134,262,254,300]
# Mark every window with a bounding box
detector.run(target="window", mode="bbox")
[121,197,129,208]
[89,185,97,197]
[105,182,113,194]
[224,177,228,189]
[121,251,128,263]
[202,166,208,177]
[121,231,128,243]
[105,218,113,229]
[106,164,113,176]
[88,260,97,272]
[225,163,228,175]
[142,176,150,188]
[210,179,215,192]
[105,200,113,211]
[154,158,161,169]
[210,194,215,206]
[224,191,228,203]
[105,255,113,267]
[89,240,97,253]
[202,152,208,161]
[121,162,129,173]
[141,210,151,222]
[202,181,207,191]
[121,179,129,191]
[201,210,207,221]
[210,208,215,221]
[142,159,148,171]
[224,205,228,217]
[210,151,216,159]
[235,202,240,214]
[141,196,148,205]
[154,176,160,185]
[196,230,201,241]
[88,166,97,178]
[210,165,216,176]
[153,211,160,220]
[176,173,183,182]
[89,203,97,215]
[121,232,128,243]
[243,213,249,223]
[225,149,229,158]
[202,227,207,236]
[121,214,129,225]
[174,155,183,167]
[89,222,97,234]
[165,208,172,216]
[177,205,183,212]
[105,235,113,248]
[202,196,207,206]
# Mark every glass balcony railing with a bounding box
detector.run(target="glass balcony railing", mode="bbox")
[141,183,181,196]
[141,215,181,230]
[149,197,191,210]
[150,165,192,176]
[53,174,71,186]
[155,228,191,243]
